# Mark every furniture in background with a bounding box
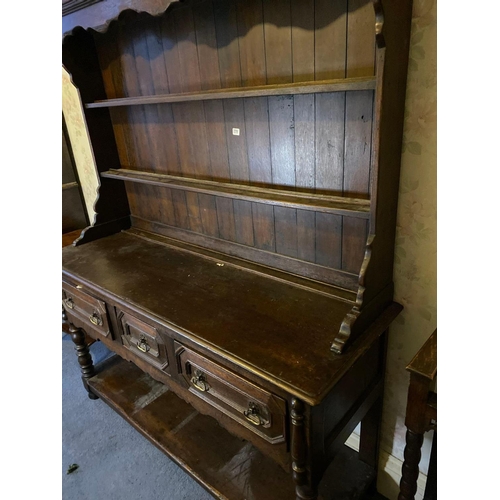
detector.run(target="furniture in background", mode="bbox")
[62,1,414,498]
[62,115,88,246]
[398,330,437,500]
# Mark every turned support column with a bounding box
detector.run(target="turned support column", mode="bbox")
[68,323,98,400]
[398,429,424,500]
[291,398,317,500]
[398,383,435,500]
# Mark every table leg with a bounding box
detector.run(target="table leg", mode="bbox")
[398,429,424,500]
[398,370,430,500]
[69,322,98,400]
[291,398,318,500]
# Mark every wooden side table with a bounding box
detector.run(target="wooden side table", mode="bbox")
[398,330,437,500]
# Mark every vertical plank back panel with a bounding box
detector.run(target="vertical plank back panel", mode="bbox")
[263,0,298,258]
[95,26,141,222]
[125,44,165,224]
[132,18,182,229]
[141,17,179,227]
[115,21,159,225]
[342,0,375,273]
[116,23,152,169]
[191,2,223,238]
[215,1,256,246]
[192,2,231,240]
[237,0,276,252]
[160,8,197,230]
[130,20,164,166]
[92,0,378,286]
[291,0,316,263]
[172,6,210,233]
[94,28,130,168]
[313,0,347,269]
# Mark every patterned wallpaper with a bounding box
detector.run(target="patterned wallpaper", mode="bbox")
[380,0,437,487]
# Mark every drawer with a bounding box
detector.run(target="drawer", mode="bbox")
[118,311,169,371]
[176,343,286,444]
[62,282,112,339]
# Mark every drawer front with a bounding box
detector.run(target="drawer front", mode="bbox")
[62,282,111,338]
[176,343,286,444]
[118,311,169,371]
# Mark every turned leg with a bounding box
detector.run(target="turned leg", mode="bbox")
[69,323,98,400]
[291,398,317,500]
[62,307,70,334]
[398,367,432,500]
[398,429,424,500]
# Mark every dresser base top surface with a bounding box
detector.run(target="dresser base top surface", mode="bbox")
[62,230,396,402]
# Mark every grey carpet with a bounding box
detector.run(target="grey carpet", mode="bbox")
[62,333,213,500]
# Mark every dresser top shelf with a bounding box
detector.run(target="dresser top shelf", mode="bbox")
[101,169,371,218]
[86,76,376,108]
[62,230,400,404]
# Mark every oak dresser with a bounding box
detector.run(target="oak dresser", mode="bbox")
[62,1,413,498]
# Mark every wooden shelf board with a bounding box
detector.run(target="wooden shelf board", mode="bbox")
[86,76,376,108]
[88,355,377,500]
[102,169,371,218]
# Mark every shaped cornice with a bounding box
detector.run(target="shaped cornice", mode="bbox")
[63,0,383,43]
[63,0,185,38]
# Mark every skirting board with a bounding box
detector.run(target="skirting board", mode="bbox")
[345,433,427,500]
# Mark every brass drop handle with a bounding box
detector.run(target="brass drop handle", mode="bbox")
[190,369,210,392]
[64,297,74,310]
[89,311,103,326]
[244,402,268,427]
[136,336,150,353]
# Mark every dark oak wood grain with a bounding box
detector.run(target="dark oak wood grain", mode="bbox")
[62,1,413,497]
[62,231,358,403]
[75,0,383,277]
